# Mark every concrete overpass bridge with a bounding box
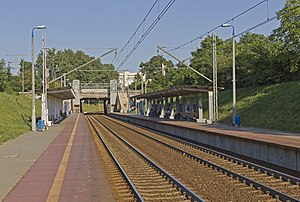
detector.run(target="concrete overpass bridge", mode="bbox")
[80,89,109,99]
[73,81,140,113]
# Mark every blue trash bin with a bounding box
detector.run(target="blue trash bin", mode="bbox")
[234,116,241,127]
[38,120,44,131]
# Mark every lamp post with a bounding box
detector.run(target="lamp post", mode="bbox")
[21,59,24,93]
[41,32,48,129]
[31,25,46,131]
[221,23,236,126]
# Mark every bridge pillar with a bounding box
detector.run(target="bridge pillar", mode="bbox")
[110,80,117,113]
[165,97,169,119]
[80,100,83,113]
[182,96,187,118]
[176,96,180,119]
[189,96,194,119]
[159,97,165,118]
[104,99,108,115]
[196,95,205,123]
[170,97,175,120]
[72,80,80,113]
[208,91,214,124]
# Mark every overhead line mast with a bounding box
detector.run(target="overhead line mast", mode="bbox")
[157,46,212,83]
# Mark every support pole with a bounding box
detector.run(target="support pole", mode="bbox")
[212,33,218,123]
[232,34,236,125]
[208,91,214,124]
[31,31,36,131]
[21,60,24,93]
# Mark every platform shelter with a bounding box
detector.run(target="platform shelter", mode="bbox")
[131,85,222,124]
[47,86,76,123]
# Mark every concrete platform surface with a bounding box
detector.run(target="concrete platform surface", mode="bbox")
[1,113,114,201]
[0,117,68,201]
[116,113,300,149]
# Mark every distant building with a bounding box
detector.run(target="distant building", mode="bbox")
[118,70,137,91]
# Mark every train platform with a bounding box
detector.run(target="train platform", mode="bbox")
[1,113,114,202]
[111,113,300,172]
[112,113,300,147]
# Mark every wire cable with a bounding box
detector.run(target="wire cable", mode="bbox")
[235,15,277,38]
[167,0,269,52]
[112,0,159,65]
[115,0,176,70]
[160,14,277,66]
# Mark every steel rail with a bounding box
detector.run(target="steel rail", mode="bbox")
[92,115,205,202]
[159,129,300,185]
[110,116,300,186]
[103,116,300,202]
[86,116,144,202]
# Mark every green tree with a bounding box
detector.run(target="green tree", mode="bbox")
[237,33,280,86]
[36,49,118,88]
[7,75,21,93]
[139,55,174,92]
[0,59,11,92]
[271,0,300,76]
[17,60,34,92]
[191,35,231,88]
[170,62,198,86]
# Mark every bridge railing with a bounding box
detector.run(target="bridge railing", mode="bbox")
[80,83,110,89]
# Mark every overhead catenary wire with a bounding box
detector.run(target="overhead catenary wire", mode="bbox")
[213,15,278,47]
[161,15,278,64]
[235,15,277,38]
[167,0,269,53]
[117,0,176,69]
[158,46,213,82]
[112,0,159,65]
[159,0,283,64]
[49,48,117,84]
[115,0,176,70]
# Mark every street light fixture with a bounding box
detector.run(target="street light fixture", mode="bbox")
[221,23,236,126]
[31,25,46,131]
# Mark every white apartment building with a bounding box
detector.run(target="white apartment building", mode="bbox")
[118,70,137,90]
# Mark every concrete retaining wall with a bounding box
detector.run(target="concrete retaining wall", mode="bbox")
[110,113,300,172]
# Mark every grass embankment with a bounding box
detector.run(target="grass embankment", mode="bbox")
[217,81,300,133]
[82,103,105,113]
[0,93,41,144]
[1,81,299,144]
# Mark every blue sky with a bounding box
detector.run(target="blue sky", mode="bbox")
[0,0,285,74]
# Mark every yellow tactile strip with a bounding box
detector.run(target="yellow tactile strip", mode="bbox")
[46,113,80,202]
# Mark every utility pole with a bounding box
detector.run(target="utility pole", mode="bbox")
[31,25,46,131]
[141,74,144,94]
[144,74,147,116]
[221,23,236,126]
[122,70,126,92]
[212,33,218,123]
[21,59,24,92]
[41,33,48,128]
[141,73,144,115]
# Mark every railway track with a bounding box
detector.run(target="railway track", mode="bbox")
[86,115,203,201]
[86,116,135,201]
[103,115,300,200]
[91,114,300,202]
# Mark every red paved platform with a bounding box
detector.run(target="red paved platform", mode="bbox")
[4,113,114,202]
